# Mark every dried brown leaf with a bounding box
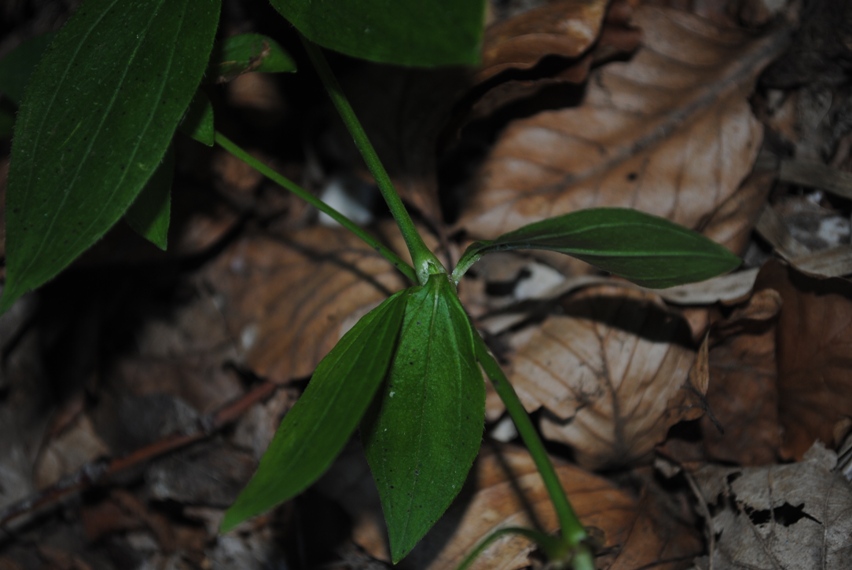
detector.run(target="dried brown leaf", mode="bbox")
[470,0,642,125]
[701,288,782,465]
[508,286,703,469]
[693,443,852,569]
[205,226,407,382]
[146,443,257,507]
[458,7,789,274]
[401,446,701,570]
[755,260,852,459]
[34,414,110,489]
[479,0,609,83]
[104,286,243,415]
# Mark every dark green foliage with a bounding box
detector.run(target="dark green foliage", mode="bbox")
[124,145,174,249]
[268,0,486,67]
[457,208,741,288]
[0,0,220,311]
[221,292,408,532]
[362,275,485,562]
[206,32,296,83]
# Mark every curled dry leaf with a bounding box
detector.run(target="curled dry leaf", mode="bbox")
[204,226,407,382]
[508,286,705,469]
[693,443,852,569]
[458,7,790,273]
[479,0,609,81]
[470,0,642,123]
[755,260,852,459]
[469,0,613,118]
[401,446,701,570]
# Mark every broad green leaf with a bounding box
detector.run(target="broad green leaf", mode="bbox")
[124,145,173,249]
[221,291,407,532]
[178,90,214,146]
[269,0,486,67]
[206,33,296,83]
[455,208,741,289]
[0,0,220,312]
[0,33,55,105]
[362,275,485,563]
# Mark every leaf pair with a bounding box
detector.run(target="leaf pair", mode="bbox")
[222,275,485,564]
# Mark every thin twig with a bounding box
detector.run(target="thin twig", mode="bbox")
[0,381,279,528]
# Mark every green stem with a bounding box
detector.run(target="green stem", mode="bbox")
[300,37,444,285]
[473,333,593,570]
[457,527,564,570]
[214,131,417,284]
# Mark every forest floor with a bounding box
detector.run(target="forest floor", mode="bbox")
[1,0,852,568]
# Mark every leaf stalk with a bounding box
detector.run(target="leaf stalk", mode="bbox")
[300,37,445,285]
[473,333,594,570]
[214,131,417,283]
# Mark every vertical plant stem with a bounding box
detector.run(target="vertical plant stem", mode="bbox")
[301,37,444,285]
[473,333,594,570]
[214,131,417,284]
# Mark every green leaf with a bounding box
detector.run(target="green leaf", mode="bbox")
[454,208,741,289]
[124,144,173,249]
[221,291,408,533]
[362,275,485,563]
[206,33,296,83]
[0,32,55,105]
[0,0,220,312]
[270,0,486,67]
[178,90,214,146]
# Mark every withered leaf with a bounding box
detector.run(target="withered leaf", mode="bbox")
[401,446,701,570]
[479,0,609,82]
[508,286,704,469]
[694,443,852,569]
[701,288,782,465]
[470,0,641,126]
[34,414,110,489]
[458,7,790,274]
[204,226,407,382]
[755,260,852,459]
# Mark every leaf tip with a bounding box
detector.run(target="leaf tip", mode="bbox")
[218,508,243,534]
[0,285,24,315]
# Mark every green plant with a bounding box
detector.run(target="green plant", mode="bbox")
[0,1,740,567]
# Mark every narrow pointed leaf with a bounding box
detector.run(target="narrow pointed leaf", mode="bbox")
[456,208,741,288]
[206,33,296,83]
[178,90,214,146]
[0,0,220,312]
[221,291,407,532]
[124,145,173,249]
[0,32,55,105]
[269,0,486,67]
[362,275,485,563]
